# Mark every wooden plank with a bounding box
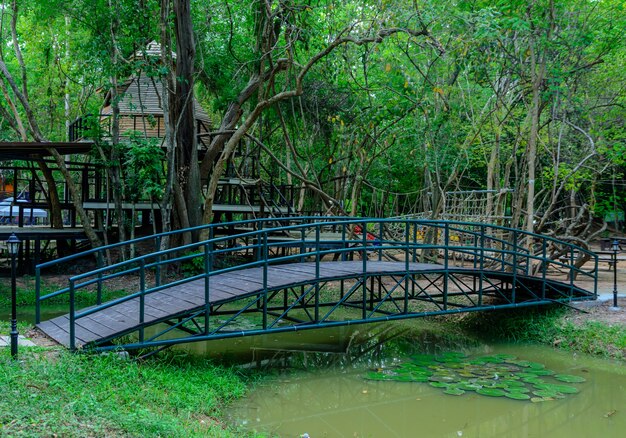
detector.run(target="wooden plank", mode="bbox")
[208,276,255,294]
[52,315,103,346]
[155,288,204,307]
[37,320,73,346]
[75,315,121,339]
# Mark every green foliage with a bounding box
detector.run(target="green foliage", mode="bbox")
[1,0,625,226]
[120,133,165,202]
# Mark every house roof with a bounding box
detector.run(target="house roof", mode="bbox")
[101,72,211,124]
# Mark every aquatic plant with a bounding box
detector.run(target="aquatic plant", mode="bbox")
[363,352,586,402]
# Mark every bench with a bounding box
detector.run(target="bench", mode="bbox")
[558,250,621,271]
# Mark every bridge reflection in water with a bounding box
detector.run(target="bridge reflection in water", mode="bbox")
[35,217,597,352]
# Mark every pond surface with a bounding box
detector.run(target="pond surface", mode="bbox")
[226,325,625,438]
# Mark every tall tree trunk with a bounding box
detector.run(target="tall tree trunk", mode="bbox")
[173,0,200,236]
[107,0,127,249]
[159,0,176,250]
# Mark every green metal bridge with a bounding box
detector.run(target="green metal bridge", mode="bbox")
[35,217,598,352]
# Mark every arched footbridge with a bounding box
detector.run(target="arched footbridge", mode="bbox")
[35,218,598,352]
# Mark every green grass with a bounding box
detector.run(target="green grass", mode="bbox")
[460,306,626,361]
[0,277,128,309]
[0,349,253,437]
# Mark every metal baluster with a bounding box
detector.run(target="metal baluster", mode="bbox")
[262,232,268,330]
[541,239,547,300]
[362,220,367,319]
[69,279,75,351]
[139,259,145,343]
[155,236,161,287]
[443,223,449,311]
[512,230,518,303]
[315,224,320,322]
[204,243,211,335]
[96,252,103,305]
[35,267,41,324]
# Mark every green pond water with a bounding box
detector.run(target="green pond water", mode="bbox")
[221,324,625,438]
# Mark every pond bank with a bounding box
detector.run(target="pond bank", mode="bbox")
[455,297,625,361]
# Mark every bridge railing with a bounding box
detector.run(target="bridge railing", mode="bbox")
[35,218,598,349]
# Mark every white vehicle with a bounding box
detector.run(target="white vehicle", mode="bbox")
[0,197,48,224]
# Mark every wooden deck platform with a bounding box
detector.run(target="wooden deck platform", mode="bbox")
[0,227,89,244]
[37,261,438,348]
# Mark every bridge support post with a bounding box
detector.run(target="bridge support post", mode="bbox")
[315,225,320,322]
[443,223,449,311]
[36,267,41,324]
[69,279,75,351]
[155,236,161,287]
[512,230,518,303]
[541,239,547,300]
[139,259,145,343]
[204,243,211,335]
[404,220,409,313]
[96,253,103,305]
[262,233,268,329]
[362,221,368,319]
[479,225,485,306]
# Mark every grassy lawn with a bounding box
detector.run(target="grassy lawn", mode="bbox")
[0,331,253,437]
[459,305,626,361]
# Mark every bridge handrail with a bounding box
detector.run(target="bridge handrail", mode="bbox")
[36,218,598,349]
[39,217,598,297]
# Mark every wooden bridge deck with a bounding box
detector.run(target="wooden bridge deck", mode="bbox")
[37,261,441,348]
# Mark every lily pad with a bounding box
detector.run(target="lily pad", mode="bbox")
[435,355,463,363]
[527,362,546,370]
[458,383,482,391]
[533,389,560,398]
[444,387,466,396]
[501,379,525,388]
[522,377,545,385]
[429,381,449,388]
[445,363,465,369]
[554,374,586,383]
[516,372,540,378]
[509,360,533,367]
[494,354,518,360]
[429,375,458,383]
[530,397,553,403]
[394,374,425,382]
[408,374,430,382]
[505,392,531,400]
[534,383,579,394]
[476,387,506,397]
[506,387,531,394]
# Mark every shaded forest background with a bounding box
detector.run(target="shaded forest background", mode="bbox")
[0,0,624,248]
